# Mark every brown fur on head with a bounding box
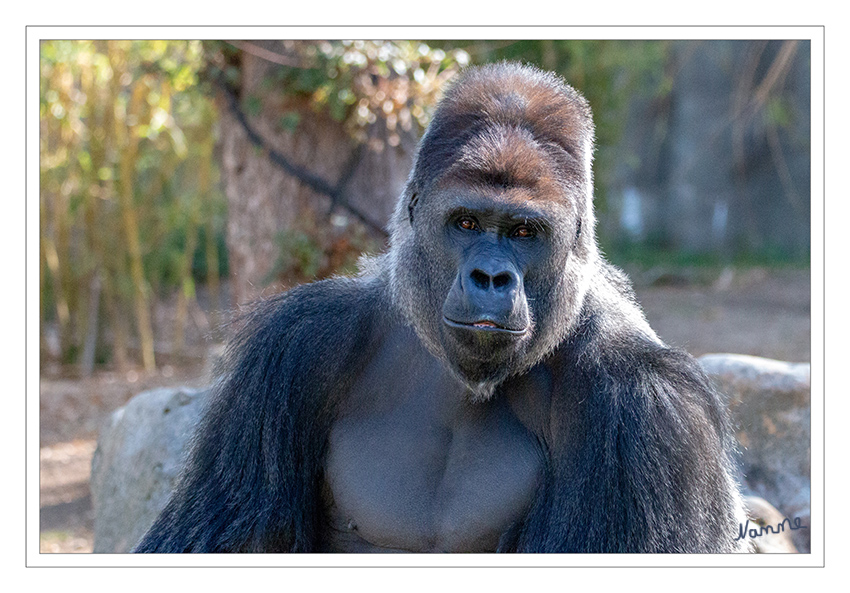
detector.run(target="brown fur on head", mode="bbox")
[409,64,594,208]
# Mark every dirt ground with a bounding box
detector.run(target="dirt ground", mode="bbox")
[37,267,812,553]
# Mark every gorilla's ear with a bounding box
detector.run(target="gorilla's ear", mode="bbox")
[407,192,419,226]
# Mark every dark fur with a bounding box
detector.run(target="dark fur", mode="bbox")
[502,270,742,552]
[135,63,744,553]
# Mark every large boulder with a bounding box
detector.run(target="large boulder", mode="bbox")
[699,353,811,553]
[90,386,208,553]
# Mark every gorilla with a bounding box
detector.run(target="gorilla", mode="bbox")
[135,62,746,553]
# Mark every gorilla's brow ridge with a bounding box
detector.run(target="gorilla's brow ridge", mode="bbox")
[443,199,554,236]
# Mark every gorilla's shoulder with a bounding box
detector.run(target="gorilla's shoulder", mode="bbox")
[222,275,393,391]
[245,274,388,329]
[563,265,725,422]
[571,260,660,350]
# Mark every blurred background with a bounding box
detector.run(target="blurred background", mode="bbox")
[39,39,811,552]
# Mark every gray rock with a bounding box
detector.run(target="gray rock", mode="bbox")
[700,354,811,553]
[742,496,800,553]
[90,386,208,553]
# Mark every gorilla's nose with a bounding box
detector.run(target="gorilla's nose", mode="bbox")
[468,266,519,293]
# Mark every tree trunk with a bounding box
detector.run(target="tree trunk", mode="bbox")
[217,43,416,307]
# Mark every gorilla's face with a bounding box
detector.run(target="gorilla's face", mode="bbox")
[406,176,584,398]
[390,168,591,401]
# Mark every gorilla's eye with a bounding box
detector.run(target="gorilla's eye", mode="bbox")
[457,216,480,231]
[511,225,535,239]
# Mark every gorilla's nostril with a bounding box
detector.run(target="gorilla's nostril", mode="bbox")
[470,269,491,290]
[492,272,512,290]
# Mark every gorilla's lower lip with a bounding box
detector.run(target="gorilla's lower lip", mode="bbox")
[443,317,528,335]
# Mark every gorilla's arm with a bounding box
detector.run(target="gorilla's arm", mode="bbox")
[506,270,743,553]
[134,278,378,553]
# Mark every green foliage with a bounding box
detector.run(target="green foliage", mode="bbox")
[204,40,470,145]
[765,96,792,128]
[270,230,326,283]
[244,94,263,117]
[278,111,301,133]
[40,40,227,367]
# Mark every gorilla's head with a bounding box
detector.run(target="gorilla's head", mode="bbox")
[388,63,599,399]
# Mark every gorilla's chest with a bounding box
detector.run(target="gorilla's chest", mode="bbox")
[322,350,545,552]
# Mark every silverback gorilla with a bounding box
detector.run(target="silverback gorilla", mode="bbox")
[135,62,746,553]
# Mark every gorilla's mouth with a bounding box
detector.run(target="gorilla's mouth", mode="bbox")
[443,316,528,335]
